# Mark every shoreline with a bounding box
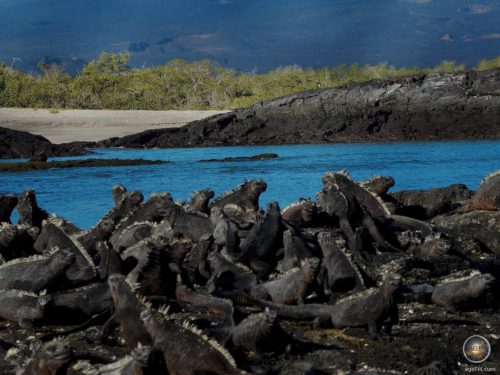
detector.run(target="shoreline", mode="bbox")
[0,108,229,144]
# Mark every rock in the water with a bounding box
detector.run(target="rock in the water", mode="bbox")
[0,127,89,159]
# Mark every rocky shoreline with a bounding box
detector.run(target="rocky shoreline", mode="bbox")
[0,170,498,374]
[98,69,500,149]
[1,69,499,159]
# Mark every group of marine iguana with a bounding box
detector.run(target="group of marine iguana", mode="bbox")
[0,170,499,374]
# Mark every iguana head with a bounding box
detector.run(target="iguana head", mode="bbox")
[383,273,403,298]
[250,179,267,196]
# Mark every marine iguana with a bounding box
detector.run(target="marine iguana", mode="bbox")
[317,231,365,294]
[185,188,214,214]
[0,194,18,223]
[462,170,500,212]
[161,201,214,242]
[175,285,235,327]
[125,238,174,297]
[207,250,257,293]
[0,289,49,328]
[0,248,74,292]
[225,310,287,353]
[431,272,496,312]
[237,201,283,277]
[281,228,318,271]
[79,188,144,255]
[16,189,49,227]
[250,257,320,305]
[108,192,173,245]
[106,274,153,349]
[238,274,402,335]
[210,206,244,253]
[45,282,113,324]
[0,223,39,260]
[281,198,317,227]
[108,221,154,253]
[19,337,73,375]
[74,343,154,375]
[140,309,244,375]
[210,179,267,216]
[319,172,401,252]
[360,175,395,196]
[34,217,97,285]
[412,236,452,258]
[184,234,213,284]
[95,241,123,280]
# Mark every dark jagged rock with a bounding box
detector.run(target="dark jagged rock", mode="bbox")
[199,153,279,162]
[16,189,49,227]
[28,151,48,162]
[389,184,474,219]
[0,158,166,172]
[140,309,243,375]
[0,127,89,159]
[431,272,496,312]
[97,70,500,149]
[0,195,18,223]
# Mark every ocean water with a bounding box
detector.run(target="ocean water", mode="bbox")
[2,140,499,229]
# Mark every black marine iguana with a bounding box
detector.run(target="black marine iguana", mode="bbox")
[250,257,320,305]
[210,179,267,212]
[0,248,74,292]
[317,231,365,294]
[16,189,49,227]
[106,274,153,349]
[19,337,74,375]
[140,308,245,375]
[431,271,496,312]
[237,274,402,336]
[0,194,18,224]
[184,188,214,214]
[0,289,49,328]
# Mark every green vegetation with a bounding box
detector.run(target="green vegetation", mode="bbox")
[1,53,499,110]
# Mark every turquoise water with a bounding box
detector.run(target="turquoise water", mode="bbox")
[2,140,499,229]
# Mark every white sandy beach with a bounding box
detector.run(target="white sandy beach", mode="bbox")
[0,108,229,144]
